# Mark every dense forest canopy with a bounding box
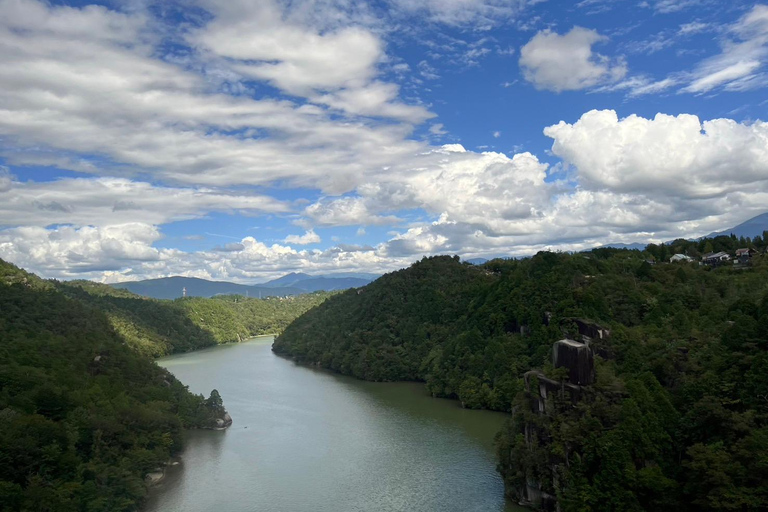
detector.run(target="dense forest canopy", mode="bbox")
[275,239,768,511]
[59,280,334,357]
[0,260,232,511]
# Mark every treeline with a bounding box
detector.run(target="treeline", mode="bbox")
[274,249,768,511]
[0,260,229,511]
[648,232,768,260]
[59,280,333,357]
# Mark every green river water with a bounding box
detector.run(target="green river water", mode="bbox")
[145,336,523,512]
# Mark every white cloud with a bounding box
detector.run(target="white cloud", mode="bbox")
[300,145,551,236]
[598,75,680,97]
[312,82,433,124]
[389,0,543,26]
[519,27,627,92]
[0,0,429,195]
[429,123,448,136]
[303,197,401,227]
[0,166,12,193]
[678,21,711,35]
[284,230,321,245]
[5,107,768,280]
[0,223,167,275]
[3,0,768,281]
[653,0,706,14]
[193,1,380,96]
[681,5,768,94]
[685,60,763,93]
[191,0,431,123]
[0,222,407,282]
[544,109,768,198]
[0,177,287,227]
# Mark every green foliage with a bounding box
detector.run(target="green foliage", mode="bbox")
[276,248,768,511]
[0,259,228,511]
[58,281,333,357]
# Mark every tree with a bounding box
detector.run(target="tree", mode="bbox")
[205,389,225,416]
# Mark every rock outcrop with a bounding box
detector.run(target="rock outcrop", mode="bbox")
[214,412,233,430]
[552,339,594,385]
[510,335,601,511]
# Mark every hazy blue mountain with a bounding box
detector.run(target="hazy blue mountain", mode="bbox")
[260,272,376,290]
[260,272,312,288]
[283,276,372,292]
[112,276,305,300]
[112,272,375,299]
[705,212,768,239]
[595,213,768,251]
[464,257,489,265]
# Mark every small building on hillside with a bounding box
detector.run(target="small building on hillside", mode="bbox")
[670,253,693,263]
[702,251,731,266]
[736,248,757,264]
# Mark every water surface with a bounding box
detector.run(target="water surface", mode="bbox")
[146,336,522,512]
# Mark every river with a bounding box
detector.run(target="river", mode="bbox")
[145,336,523,512]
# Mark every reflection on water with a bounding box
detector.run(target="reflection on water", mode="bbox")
[145,337,523,512]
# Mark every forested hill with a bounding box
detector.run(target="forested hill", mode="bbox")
[58,280,334,357]
[0,259,229,511]
[274,250,768,511]
[274,255,495,381]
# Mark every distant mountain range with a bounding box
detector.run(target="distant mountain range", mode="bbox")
[601,212,768,251]
[112,272,377,300]
[705,212,768,239]
[259,272,374,292]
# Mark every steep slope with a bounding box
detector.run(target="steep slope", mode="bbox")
[274,255,495,382]
[0,259,227,511]
[275,250,768,511]
[60,281,333,357]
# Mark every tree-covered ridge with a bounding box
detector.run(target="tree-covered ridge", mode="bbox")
[0,259,228,511]
[274,255,494,381]
[58,280,334,357]
[274,249,768,511]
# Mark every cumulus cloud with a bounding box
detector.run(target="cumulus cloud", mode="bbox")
[303,197,402,227]
[0,223,167,275]
[544,109,768,197]
[519,27,627,92]
[0,223,406,282]
[284,230,321,245]
[2,0,768,282]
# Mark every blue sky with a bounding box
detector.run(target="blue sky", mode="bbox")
[1,0,767,282]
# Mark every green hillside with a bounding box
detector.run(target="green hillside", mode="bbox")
[59,281,334,357]
[0,260,228,511]
[274,248,768,511]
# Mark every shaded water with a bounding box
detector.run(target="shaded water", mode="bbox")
[146,336,523,512]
